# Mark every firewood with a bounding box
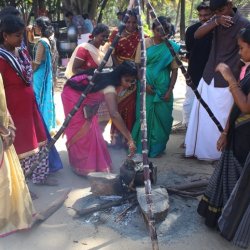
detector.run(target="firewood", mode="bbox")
[31,188,71,226]
[87,172,123,196]
[74,193,137,217]
[166,180,208,191]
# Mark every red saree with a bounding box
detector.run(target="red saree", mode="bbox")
[109,29,140,63]
[109,29,139,144]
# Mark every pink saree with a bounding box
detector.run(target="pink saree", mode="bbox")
[61,81,111,176]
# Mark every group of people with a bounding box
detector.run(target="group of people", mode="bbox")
[182,0,250,248]
[1,0,250,248]
[65,11,94,39]
[0,6,63,237]
[62,9,180,176]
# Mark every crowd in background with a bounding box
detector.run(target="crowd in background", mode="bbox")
[0,1,250,249]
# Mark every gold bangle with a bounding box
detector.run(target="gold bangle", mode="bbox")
[222,131,227,136]
[214,18,219,26]
[127,139,134,147]
[229,84,239,92]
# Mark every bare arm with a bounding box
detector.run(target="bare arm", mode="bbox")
[111,54,119,67]
[194,15,233,39]
[72,57,87,75]
[32,41,45,71]
[163,61,178,101]
[216,63,250,113]
[104,91,136,155]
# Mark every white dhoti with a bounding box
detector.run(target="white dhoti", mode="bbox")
[182,85,195,126]
[185,78,233,161]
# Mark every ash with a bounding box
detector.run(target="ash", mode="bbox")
[77,172,204,245]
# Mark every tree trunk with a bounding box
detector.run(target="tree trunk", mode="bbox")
[97,0,109,23]
[180,0,185,40]
[175,0,181,28]
[88,0,98,19]
[189,0,195,24]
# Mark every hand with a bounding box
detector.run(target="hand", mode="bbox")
[216,15,234,28]
[215,63,235,83]
[26,25,34,32]
[163,89,172,102]
[217,133,227,151]
[0,125,14,150]
[128,140,136,158]
[146,84,155,95]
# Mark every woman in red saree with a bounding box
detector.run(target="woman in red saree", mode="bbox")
[61,61,137,176]
[65,24,113,123]
[0,15,54,185]
[109,10,140,147]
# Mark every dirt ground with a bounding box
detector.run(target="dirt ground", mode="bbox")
[0,71,248,250]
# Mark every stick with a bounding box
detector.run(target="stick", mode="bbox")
[31,188,71,227]
[165,180,208,191]
[73,193,137,217]
[166,188,204,197]
[134,1,159,249]
[115,202,138,222]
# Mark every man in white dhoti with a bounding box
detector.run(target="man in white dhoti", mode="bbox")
[185,0,250,160]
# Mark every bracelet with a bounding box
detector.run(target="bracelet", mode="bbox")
[8,124,16,131]
[127,139,134,147]
[221,131,227,136]
[229,84,240,92]
[0,129,11,138]
[214,18,219,26]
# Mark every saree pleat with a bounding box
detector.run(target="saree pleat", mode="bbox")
[33,39,56,132]
[132,40,180,157]
[197,67,250,248]
[61,85,111,176]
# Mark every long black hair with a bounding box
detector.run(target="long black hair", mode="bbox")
[66,60,137,92]
[152,16,171,35]
[35,16,54,38]
[238,28,250,45]
[0,14,24,43]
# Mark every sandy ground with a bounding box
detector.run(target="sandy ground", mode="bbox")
[0,71,248,250]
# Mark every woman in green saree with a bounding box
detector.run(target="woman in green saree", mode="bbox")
[132,17,180,157]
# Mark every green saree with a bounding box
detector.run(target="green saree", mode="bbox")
[132,40,180,157]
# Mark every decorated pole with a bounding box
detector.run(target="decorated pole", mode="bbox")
[47,0,135,150]
[134,1,159,249]
[145,1,224,133]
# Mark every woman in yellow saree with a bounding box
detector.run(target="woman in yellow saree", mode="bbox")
[0,74,35,237]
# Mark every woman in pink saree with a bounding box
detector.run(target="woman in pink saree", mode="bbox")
[62,61,137,176]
